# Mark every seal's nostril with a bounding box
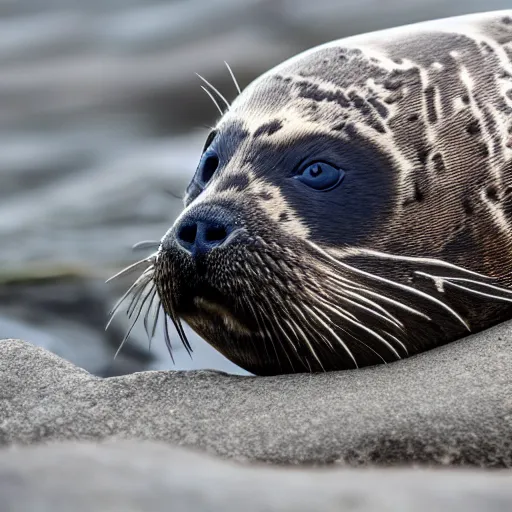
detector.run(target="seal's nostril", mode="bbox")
[205,226,228,243]
[172,207,235,256]
[178,224,197,245]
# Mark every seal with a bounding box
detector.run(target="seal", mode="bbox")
[109,10,512,375]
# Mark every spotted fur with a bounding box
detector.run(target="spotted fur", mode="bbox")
[111,11,512,375]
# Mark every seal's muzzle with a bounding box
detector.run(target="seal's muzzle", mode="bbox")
[164,206,238,259]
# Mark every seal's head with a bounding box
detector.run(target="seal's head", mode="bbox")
[110,12,512,375]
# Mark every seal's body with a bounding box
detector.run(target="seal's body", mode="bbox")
[114,11,512,375]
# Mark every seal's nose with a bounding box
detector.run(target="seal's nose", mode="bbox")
[174,209,234,257]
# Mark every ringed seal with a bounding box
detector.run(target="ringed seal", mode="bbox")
[110,11,512,375]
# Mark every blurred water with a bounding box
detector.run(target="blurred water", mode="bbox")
[0,0,510,376]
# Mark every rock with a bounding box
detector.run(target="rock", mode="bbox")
[1,319,511,466]
[1,440,512,512]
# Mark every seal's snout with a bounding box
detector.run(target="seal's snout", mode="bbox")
[172,207,236,258]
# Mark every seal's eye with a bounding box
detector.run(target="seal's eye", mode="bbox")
[295,162,345,191]
[197,149,219,186]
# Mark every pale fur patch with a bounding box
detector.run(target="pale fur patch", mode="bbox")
[248,177,310,239]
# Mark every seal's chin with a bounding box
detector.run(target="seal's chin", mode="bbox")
[185,297,253,338]
[155,233,255,332]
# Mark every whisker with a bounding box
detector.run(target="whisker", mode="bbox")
[343,283,432,321]
[381,331,409,355]
[224,61,242,95]
[259,294,297,370]
[345,248,494,280]
[200,85,224,116]
[127,280,151,318]
[321,269,404,327]
[196,73,230,110]
[106,273,151,330]
[313,297,401,359]
[150,302,162,347]
[106,258,153,284]
[132,241,160,252]
[113,283,152,360]
[310,303,389,364]
[328,287,404,330]
[164,187,185,201]
[163,314,175,364]
[142,286,158,344]
[438,281,512,303]
[290,303,334,369]
[308,241,470,331]
[125,269,156,315]
[299,303,359,367]
[130,284,155,326]
[172,315,193,356]
[320,263,431,321]
[270,317,299,369]
[244,298,281,370]
[416,272,512,298]
[284,316,322,372]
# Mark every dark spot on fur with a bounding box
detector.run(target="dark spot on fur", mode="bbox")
[259,191,273,201]
[368,98,389,118]
[480,41,494,54]
[348,92,385,133]
[462,94,470,105]
[424,86,438,124]
[373,121,386,134]
[220,174,249,192]
[408,113,419,122]
[404,181,424,206]
[383,78,402,91]
[331,122,346,132]
[279,211,289,222]
[296,81,350,108]
[506,90,512,101]
[254,120,283,138]
[479,143,490,158]
[462,198,473,216]
[502,16,512,25]
[383,70,403,91]
[383,90,404,104]
[323,59,329,64]
[486,185,499,202]
[414,182,424,202]
[417,147,429,165]
[432,153,445,173]
[466,120,480,136]
[349,92,365,109]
